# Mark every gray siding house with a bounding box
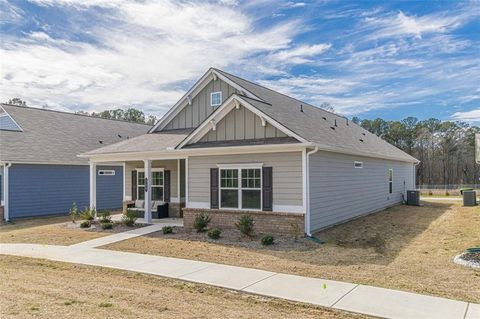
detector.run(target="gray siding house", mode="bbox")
[82,68,418,235]
[0,104,150,220]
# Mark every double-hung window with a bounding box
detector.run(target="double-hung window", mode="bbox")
[137,169,164,201]
[219,166,262,210]
[388,169,393,194]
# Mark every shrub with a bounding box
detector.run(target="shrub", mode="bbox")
[235,215,254,237]
[122,209,137,227]
[80,207,95,221]
[207,228,221,239]
[162,226,174,234]
[69,202,78,223]
[261,234,274,246]
[80,220,91,228]
[193,213,211,232]
[99,211,112,224]
[290,221,301,242]
[98,302,113,308]
[101,222,113,230]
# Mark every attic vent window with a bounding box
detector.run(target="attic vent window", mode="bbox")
[98,170,115,176]
[354,161,363,169]
[211,92,222,107]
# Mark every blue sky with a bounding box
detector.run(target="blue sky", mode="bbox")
[1,0,479,123]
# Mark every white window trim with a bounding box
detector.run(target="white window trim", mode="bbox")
[210,91,222,107]
[354,161,363,168]
[136,168,164,201]
[218,166,263,211]
[389,168,393,194]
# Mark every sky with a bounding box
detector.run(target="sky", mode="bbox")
[0,0,479,123]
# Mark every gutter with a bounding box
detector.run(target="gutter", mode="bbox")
[305,146,319,236]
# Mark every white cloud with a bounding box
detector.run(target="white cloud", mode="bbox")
[365,10,468,40]
[0,0,300,115]
[269,43,331,64]
[452,109,480,122]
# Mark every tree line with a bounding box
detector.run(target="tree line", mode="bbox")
[5,97,478,186]
[352,117,480,186]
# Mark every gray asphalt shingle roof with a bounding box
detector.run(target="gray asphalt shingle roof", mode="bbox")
[83,128,193,155]
[214,69,417,163]
[0,104,150,164]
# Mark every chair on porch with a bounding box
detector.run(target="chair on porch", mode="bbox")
[127,200,169,219]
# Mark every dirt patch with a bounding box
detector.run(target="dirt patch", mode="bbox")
[0,255,370,319]
[105,200,480,303]
[0,216,108,245]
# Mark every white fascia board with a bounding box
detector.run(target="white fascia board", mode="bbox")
[216,163,263,169]
[83,143,310,163]
[176,94,309,149]
[149,69,262,133]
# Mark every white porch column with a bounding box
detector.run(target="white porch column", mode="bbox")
[89,162,97,216]
[3,163,11,222]
[144,159,152,223]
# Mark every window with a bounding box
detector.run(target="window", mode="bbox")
[137,169,164,201]
[219,167,262,210]
[98,170,115,176]
[388,169,393,194]
[211,91,222,107]
[354,161,363,168]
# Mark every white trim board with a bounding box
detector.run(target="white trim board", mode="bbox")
[176,94,308,149]
[149,68,261,133]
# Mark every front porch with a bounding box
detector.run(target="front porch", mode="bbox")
[89,158,186,224]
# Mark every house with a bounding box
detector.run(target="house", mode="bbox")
[0,104,150,221]
[81,68,418,235]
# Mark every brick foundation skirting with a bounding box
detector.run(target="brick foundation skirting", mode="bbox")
[182,208,304,235]
[0,206,4,221]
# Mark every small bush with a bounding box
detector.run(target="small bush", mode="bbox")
[162,226,174,234]
[98,302,113,308]
[207,228,221,239]
[69,202,78,223]
[80,220,91,228]
[290,221,301,242]
[428,190,433,196]
[80,207,95,221]
[193,213,211,232]
[122,209,137,227]
[101,222,113,230]
[261,234,275,246]
[99,211,112,224]
[445,191,450,196]
[235,215,254,237]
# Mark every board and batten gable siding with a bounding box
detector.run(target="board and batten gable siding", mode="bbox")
[9,164,123,218]
[188,152,303,211]
[308,151,415,232]
[198,105,287,142]
[164,79,239,130]
[124,160,179,201]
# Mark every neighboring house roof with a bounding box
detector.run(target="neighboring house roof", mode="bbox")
[84,68,418,163]
[83,128,193,155]
[0,104,151,165]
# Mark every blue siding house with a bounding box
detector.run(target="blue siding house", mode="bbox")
[0,104,150,220]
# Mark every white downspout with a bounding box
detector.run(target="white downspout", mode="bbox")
[305,146,319,236]
[4,162,12,222]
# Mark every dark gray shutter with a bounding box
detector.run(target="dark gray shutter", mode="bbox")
[262,167,273,211]
[164,170,171,202]
[210,168,219,209]
[131,170,137,201]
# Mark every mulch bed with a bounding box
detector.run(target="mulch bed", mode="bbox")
[144,226,318,251]
[60,221,146,234]
[453,252,480,269]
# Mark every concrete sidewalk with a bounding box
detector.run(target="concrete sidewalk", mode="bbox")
[0,242,477,319]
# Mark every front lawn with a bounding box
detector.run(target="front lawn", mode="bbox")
[104,200,480,303]
[0,215,108,245]
[0,255,369,319]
